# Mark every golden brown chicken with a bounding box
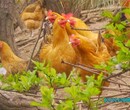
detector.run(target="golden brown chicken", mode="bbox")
[46,10,61,23]
[62,13,120,57]
[62,18,110,86]
[121,0,130,39]
[47,11,98,40]
[21,3,44,21]
[39,16,78,76]
[122,0,130,8]
[21,0,45,36]
[62,13,98,39]
[0,41,27,75]
[69,34,110,86]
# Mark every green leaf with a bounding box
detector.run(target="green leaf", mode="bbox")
[40,86,54,108]
[105,23,116,30]
[113,12,121,22]
[56,100,74,110]
[115,24,125,31]
[102,10,113,19]
[125,40,130,47]
[122,8,130,15]
[65,86,79,99]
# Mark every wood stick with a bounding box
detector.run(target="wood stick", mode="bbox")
[26,20,44,71]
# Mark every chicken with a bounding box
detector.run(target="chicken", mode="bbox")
[102,30,120,56]
[24,20,41,30]
[122,0,130,8]
[21,0,45,37]
[46,10,61,23]
[47,11,98,39]
[62,13,98,39]
[69,34,110,86]
[121,0,130,39]
[21,3,44,21]
[39,16,78,76]
[62,13,121,57]
[0,41,27,75]
[64,20,110,63]
[60,16,110,85]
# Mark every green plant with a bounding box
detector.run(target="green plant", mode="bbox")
[0,70,41,92]
[31,61,103,110]
[97,9,130,73]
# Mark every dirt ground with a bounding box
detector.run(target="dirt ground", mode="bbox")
[14,18,130,110]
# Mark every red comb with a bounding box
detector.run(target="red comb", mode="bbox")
[48,10,53,16]
[70,34,75,38]
[69,34,80,47]
[0,41,3,48]
[62,13,73,20]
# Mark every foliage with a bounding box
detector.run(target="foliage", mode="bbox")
[31,61,103,110]
[97,8,130,73]
[0,61,104,109]
[0,70,41,92]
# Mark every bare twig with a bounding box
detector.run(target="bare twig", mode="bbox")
[98,102,113,108]
[92,92,130,99]
[61,60,103,75]
[26,20,45,71]
[121,74,130,78]
[102,87,130,92]
[71,27,105,31]
[108,79,130,88]
[104,69,130,80]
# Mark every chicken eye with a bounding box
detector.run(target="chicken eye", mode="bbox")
[60,18,64,21]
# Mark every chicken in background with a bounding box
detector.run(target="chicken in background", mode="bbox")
[102,30,120,56]
[0,41,28,76]
[121,0,130,39]
[122,0,130,9]
[39,16,78,76]
[21,0,45,37]
[102,0,130,56]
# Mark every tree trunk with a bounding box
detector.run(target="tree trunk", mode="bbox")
[0,0,19,55]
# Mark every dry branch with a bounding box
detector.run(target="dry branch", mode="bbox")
[0,90,43,110]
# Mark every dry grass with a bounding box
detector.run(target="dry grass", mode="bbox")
[59,0,122,17]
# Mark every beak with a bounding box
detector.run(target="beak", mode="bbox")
[67,20,70,22]
[69,41,72,44]
[49,23,53,28]
[45,17,49,20]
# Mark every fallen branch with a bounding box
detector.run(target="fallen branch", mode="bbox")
[0,90,42,110]
[71,27,105,31]
[104,69,130,80]
[61,60,104,75]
